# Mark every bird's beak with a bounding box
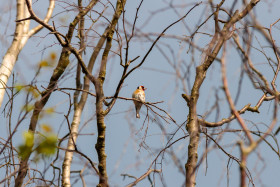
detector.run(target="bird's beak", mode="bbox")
[144,88,147,90]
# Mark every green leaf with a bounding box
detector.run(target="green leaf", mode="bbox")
[36,135,58,156]
[15,84,24,92]
[23,131,34,147]
[18,131,34,159]
[18,145,32,159]
[22,104,34,112]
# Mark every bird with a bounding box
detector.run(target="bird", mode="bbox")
[132,86,146,118]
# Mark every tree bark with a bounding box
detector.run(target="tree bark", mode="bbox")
[184,1,260,186]
[14,49,70,186]
[0,0,54,108]
[61,0,126,186]
[95,98,108,187]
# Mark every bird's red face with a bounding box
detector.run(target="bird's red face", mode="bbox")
[138,86,146,91]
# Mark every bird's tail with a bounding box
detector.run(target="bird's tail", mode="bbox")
[135,106,140,118]
[136,112,140,118]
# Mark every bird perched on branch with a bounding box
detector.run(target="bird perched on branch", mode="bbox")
[132,86,146,118]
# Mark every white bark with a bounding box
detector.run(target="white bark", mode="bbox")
[0,0,55,108]
[62,108,83,187]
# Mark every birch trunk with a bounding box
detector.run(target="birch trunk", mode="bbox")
[0,0,54,108]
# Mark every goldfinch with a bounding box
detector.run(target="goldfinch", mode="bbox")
[132,86,146,118]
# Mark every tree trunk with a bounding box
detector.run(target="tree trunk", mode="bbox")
[0,0,54,108]
[14,50,70,186]
[95,97,108,187]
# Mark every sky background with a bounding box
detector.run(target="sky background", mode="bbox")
[1,0,280,186]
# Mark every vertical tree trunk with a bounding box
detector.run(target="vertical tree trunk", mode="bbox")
[14,50,70,186]
[0,0,29,108]
[185,66,206,187]
[183,2,260,185]
[0,0,54,108]
[95,96,108,187]
[62,108,84,187]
